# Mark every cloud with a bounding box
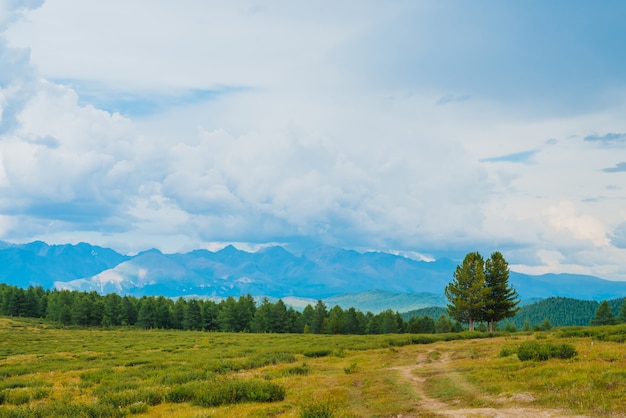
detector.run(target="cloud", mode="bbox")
[609,222,626,249]
[584,132,626,144]
[436,93,472,106]
[0,0,44,31]
[52,79,248,118]
[602,162,626,173]
[480,149,538,164]
[1,1,626,282]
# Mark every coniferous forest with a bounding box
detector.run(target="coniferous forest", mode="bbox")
[0,284,462,335]
[1,283,625,333]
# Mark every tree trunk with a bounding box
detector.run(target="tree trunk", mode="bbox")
[468,318,474,331]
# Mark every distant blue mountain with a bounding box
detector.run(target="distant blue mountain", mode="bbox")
[0,241,129,288]
[1,241,626,306]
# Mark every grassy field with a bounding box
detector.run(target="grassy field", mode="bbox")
[1,317,625,417]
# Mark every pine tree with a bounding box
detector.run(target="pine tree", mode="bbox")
[270,299,290,333]
[328,305,344,334]
[251,297,272,333]
[311,300,328,334]
[483,251,519,332]
[183,299,202,330]
[591,300,617,326]
[137,297,158,329]
[445,252,489,331]
[435,314,453,333]
[619,299,626,324]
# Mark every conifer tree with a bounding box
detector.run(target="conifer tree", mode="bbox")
[619,299,626,324]
[591,300,617,326]
[484,251,519,332]
[445,252,489,331]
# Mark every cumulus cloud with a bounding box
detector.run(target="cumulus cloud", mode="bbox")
[1,1,626,282]
[602,162,626,173]
[0,0,44,31]
[609,222,626,249]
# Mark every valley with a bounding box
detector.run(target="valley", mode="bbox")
[1,318,625,417]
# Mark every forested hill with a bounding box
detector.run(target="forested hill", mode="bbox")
[403,297,626,328]
[508,297,625,328]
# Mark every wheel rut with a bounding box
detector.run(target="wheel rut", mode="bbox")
[388,351,588,418]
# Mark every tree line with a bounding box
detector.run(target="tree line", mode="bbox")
[0,283,463,334]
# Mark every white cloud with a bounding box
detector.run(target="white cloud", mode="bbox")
[0,0,626,282]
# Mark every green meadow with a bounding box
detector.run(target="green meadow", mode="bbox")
[1,317,625,417]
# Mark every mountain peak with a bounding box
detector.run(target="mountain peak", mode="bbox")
[2,240,625,302]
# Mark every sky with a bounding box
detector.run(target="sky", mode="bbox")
[1,0,626,280]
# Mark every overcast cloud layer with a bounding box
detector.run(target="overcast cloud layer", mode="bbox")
[1,0,626,280]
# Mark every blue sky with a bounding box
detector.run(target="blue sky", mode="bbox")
[1,0,626,280]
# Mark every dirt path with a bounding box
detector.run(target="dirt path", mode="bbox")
[389,351,588,418]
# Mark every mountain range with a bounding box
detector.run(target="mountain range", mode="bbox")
[2,241,626,313]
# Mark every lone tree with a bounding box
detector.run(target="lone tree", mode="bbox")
[445,251,519,331]
[445,252,489,331]
[591,300,617,326]
[484,251,519,332]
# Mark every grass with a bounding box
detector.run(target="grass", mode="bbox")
[0,317,625,416]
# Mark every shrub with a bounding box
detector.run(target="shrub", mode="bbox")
[101,387,165,408]
[303,349,331,358]
[166,382,199,403]
[300,398,337,418]
[286,363,309,376]
[517,341,577,361]
[5,388,30,405]
[127,402,149,414]
[550,343,577,359]
[410,335,438,344]
[498,346,517,357]
[246,351,296,368]
[192,378,286,407]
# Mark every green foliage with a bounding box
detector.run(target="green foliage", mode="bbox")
[191,378,286,407]
[445,251,489,331]
[511,298,601,328]
[445,251,519,332]
[619,299,626,323]
[300,398,338,418]
[484,251,520,331]
[435,314,453,333]
[558,324,626,342]
[517,340,577,361]
[303,349,332,358]
[591,300,618,325]
[285,363,310,376]
[498,346,517,357]
[0,283,453,336]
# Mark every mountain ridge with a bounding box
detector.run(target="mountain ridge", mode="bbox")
[1,241,626,304]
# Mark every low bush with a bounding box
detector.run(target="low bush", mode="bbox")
[4,388,31,405]
[193,378,286,407]
[303,349,331,358]
[246,351,296,368]
[166,382,200,403]
[300,398,337,418]
[517,341,577,361]
[100,387,165,408]
[498,346,517,357]
[286,363,310,376]
[0,401,124,418]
